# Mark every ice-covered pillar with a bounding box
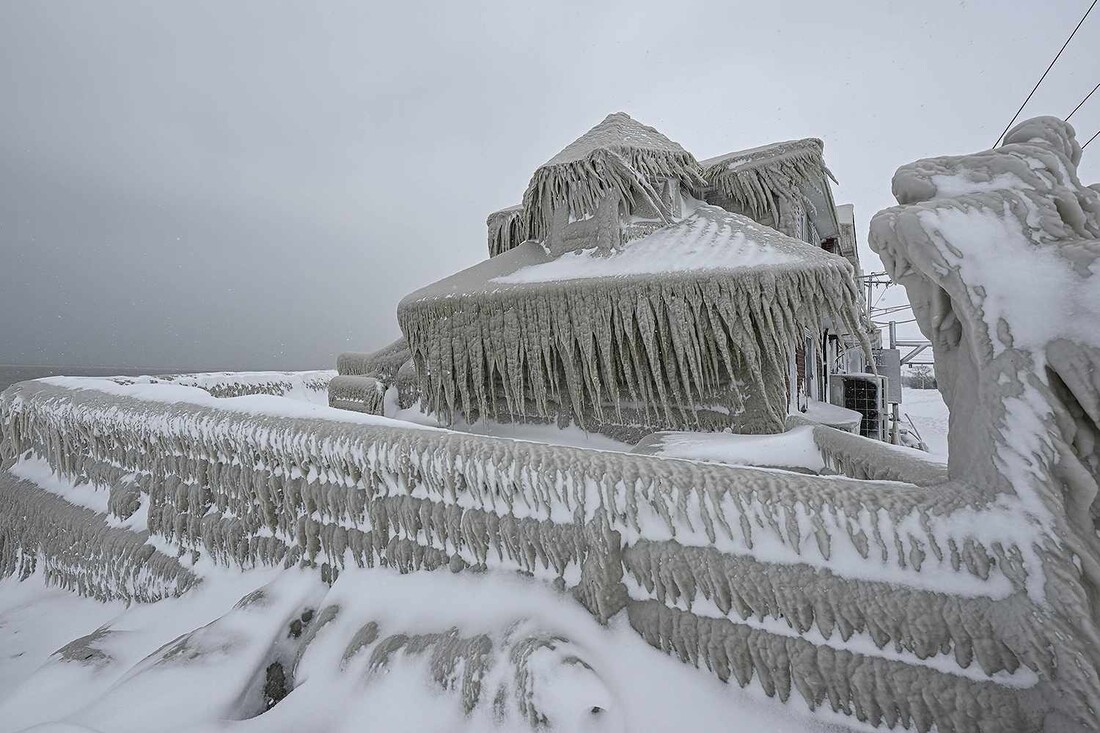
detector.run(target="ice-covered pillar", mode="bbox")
[869,116,1100,728]
[594,190,623,253]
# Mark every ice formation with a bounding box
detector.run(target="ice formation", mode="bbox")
[869,115,1100,730]
[0,362,1082,731]
[701,137,836,235]
[400,217,863,435]
[519,112,707,244]
[393,113,867,437]
[3,114,1099,732]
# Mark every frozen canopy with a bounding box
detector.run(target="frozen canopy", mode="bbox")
[519,112,707,244]
[399,204,863,434]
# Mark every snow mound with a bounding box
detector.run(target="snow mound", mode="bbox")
[0,568,844,733]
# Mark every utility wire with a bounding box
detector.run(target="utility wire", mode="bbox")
[995,0,1097,147]
[871,283,891,309]
[1066,80,1100,121]
[1084,127,1100,149]
[871,304,914,316]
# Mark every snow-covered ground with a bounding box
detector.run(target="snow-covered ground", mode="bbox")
[0,567,862,733]
[900,387,949,461]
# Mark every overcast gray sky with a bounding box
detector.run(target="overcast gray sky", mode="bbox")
[2,0,1098,370]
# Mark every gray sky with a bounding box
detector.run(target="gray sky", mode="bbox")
[2,0,1098,370]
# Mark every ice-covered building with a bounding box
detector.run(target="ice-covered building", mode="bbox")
[333,113,871,437]
[4,115,1100,732]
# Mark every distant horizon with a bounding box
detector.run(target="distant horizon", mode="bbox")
[0,362,329,373]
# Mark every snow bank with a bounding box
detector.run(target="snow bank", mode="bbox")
[90,370,334,402]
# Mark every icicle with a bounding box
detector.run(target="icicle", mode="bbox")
[399,257,863,434]
[703,139,835,229]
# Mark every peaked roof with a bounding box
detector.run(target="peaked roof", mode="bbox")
[521,113,706,243]
[541,112,693,168]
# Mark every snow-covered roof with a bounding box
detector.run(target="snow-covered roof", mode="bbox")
[415,204,853,303]
[540,112,693,168]
[486,203,523,220]
[492,204,836,284]
[400,200,863,432]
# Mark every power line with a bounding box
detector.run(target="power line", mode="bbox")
[1084,127,1100,149]
[872,303,914,317]
[995,0,1097,147]
[1066,80,1100,121]
[871,283,891,309]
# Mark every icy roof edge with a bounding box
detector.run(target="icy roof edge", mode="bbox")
[699,137,827,173]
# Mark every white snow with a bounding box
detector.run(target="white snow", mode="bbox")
[900,387,949,460]
[916,204,1100,354]
[493,205,804,283]
[0,563,286,732]
[795,399,863,432]
[643,425,826,472]
[0,567,856,733]
[929,172,1030,197]
[0,574,127,696]
[114,370,334,404]
[8,457,112,516]
[41,376,445,432]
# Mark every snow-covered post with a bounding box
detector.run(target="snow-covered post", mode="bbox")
[871,115,1100,730]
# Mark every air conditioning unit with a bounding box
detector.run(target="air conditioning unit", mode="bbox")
[829,373,888,441]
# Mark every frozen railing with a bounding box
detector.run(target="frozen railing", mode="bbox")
[791,416,950,486]
[0,379,1084,731]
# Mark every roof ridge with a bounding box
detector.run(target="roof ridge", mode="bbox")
[541,112,693,168]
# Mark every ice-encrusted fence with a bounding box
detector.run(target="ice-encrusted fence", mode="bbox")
[0,379,1090,731]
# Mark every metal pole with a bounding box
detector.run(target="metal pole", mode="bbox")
[866,278,874,322]
[889,321,900,445]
